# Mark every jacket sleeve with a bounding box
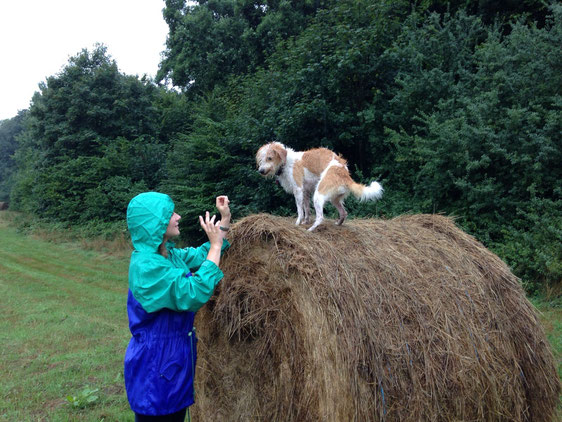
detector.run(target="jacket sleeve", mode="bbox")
[174,240,230,269]
[130,253,224,313]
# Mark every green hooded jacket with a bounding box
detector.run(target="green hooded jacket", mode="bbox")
[127,192,229,313]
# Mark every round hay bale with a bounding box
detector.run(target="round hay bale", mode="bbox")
[193,214,560,422]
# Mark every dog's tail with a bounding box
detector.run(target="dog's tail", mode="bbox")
[349,180,384,202]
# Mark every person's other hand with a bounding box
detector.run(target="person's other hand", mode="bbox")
[216,196,231,219]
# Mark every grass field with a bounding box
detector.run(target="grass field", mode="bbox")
[0,211,560,421]
[0,213,133,421]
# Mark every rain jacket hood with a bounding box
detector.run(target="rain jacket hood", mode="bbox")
[127,192,174,252]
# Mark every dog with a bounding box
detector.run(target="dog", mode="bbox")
[256,142,383,231]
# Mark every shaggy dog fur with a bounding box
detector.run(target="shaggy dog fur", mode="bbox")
[256,142,383,231]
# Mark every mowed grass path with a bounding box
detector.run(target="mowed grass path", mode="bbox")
[0,213,134,421]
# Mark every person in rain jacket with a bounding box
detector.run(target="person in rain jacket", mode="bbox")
[125,192,231,421]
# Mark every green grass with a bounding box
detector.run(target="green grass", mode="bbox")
[532,297,562,378]
[0,211,560,421]
[531,297,562,420]
[0,213,133,421]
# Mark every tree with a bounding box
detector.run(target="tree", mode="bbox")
[157,0,330,93]
[415,0,550,28]
[383,5,562,290]
[160,91,275,243]
[11,45,163,223]
[0,111,26,202]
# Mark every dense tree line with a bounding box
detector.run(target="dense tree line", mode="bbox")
[0,1,560,294]
[0,110,24,202]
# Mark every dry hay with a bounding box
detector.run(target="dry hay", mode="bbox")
[193,214,560,422]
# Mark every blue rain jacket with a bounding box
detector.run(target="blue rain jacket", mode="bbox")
[124,192,229,415]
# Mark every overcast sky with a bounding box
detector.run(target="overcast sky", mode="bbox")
[0,0,169,121]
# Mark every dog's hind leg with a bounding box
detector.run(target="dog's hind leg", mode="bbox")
[331,195,348,225]
[294,188,305,225]
[302,188,312,224]
[308,192,326,231]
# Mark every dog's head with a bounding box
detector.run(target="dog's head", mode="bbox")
[256,142,288,178]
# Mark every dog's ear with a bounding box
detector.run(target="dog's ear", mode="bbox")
[276,145,288,163]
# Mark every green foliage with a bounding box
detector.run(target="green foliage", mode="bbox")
[155,89,196,143]
[420,0,550,27]
[158,0,330,93]
[66,387,100,409]
[160,92,275,243]
[496,199,562,295]
[10,45,163,225]
[383,6,562,288]
[255,0,410,156]
[26,46,158,162]
[0,111,26,201]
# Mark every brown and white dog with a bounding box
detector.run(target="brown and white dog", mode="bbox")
[256,142,383,231]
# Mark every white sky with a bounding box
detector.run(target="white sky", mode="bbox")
[0,0,169,121]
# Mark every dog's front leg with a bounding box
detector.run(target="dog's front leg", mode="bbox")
[308,192,325,231]
[294,189,305,225]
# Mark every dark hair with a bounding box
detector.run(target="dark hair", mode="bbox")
[158,239,168,258]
